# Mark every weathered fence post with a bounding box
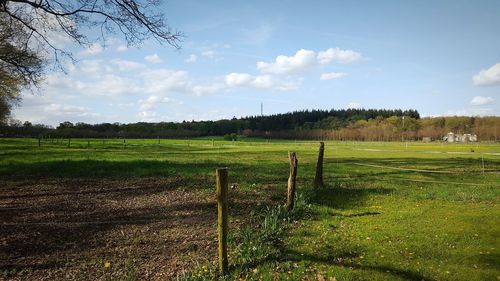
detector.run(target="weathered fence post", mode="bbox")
[157,136,160,145]
[67,138,71,148]
[87,139,90,148]
[287,151,298,212]
[313,142,325,188]
[38,137,41,147]
[482,153,485,176]
[216,168,229,275]
[212,138,215,147]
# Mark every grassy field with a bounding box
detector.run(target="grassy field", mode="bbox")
[0,138,499,280]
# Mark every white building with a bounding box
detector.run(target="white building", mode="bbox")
[443,132,477,142]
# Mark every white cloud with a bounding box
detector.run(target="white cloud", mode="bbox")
[185,54,198,63]
[201,50,216,59]
[80,43,104,56]
[192,83,226,96]
[138,95,172,111]
[14,100,102,126]
[257,49,316,74]
[145,53,163,64]
[136,96,186,121]
[445,108,495,116]
[140,69,191,94]
[317,48,363,64]
[252,75,275,89]
[473,63,500,86]
[225,72,300,91]
[116,45,128,52]
[225,73,254,87]
[79,60,112,74]
[470,96,495,106]
[111,59,145,71]
[90,74,140,96]
[346,102,361,109]
[198,49,224,61]
[137,110,158,122]
[179,108,242,122]
[256,47,363,75]
[44,74,77,89]
[72,60,191,96]
[44,104,97,117]
[320,72,347,80]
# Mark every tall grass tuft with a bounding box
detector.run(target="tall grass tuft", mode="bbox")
[176,191,312,280]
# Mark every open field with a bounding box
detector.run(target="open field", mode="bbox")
[0,138,499,280]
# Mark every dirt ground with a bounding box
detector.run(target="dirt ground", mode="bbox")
[0,177,266,280]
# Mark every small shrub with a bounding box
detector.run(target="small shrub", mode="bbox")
[223,133,237,141]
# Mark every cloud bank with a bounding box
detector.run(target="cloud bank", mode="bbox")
[473,63,500,86]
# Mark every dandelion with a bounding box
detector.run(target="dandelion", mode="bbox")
[104,261,111,268]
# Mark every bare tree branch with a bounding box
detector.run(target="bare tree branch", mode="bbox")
[0,0,182,123]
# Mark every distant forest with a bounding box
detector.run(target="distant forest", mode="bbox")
[1,108,499,141]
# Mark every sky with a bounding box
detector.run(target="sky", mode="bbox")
[13,0,500,126]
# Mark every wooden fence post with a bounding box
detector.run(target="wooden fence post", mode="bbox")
[482,153,485,176]
[216,168,229,275]
[314,142,325,188]
[157,136,160,145]
[38,137,41,147]
[287,152,298,211]
[67,138,71,148]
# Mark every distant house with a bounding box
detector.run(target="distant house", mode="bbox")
[443,132,477,142]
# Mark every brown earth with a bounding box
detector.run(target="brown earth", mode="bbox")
[0,177,273,280]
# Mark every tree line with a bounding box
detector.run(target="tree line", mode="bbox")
[1,109,499,141]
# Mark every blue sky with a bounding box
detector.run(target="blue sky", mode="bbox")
[14,0,500,126]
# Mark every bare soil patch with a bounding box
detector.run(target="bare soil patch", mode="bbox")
[0,177,272,280]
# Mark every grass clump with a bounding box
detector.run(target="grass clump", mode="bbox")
[176,192,312,280]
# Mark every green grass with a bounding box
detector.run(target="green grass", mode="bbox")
[1,138,499,280]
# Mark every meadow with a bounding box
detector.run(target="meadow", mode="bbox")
[0,137,499,280]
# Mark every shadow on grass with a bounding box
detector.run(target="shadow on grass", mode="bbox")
[472,253,500,270]
[286,249,433,281]
[326,157,500,174]
[309,185,393,210]
[0,159,290,183]
[0,159,235,179]
[328,211,381,217]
